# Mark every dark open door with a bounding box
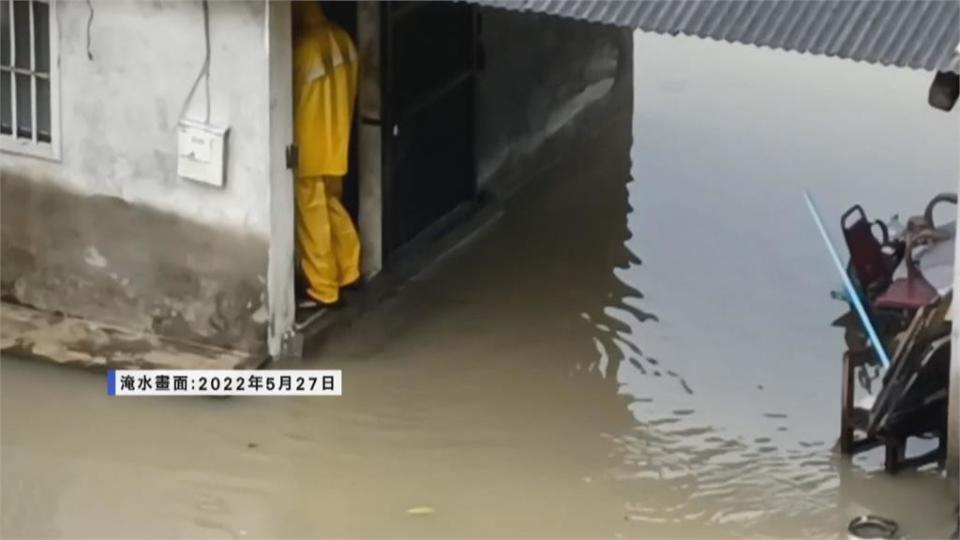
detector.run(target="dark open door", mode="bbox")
[381,1,478,260]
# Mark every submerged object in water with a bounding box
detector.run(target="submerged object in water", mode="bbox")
[868,316,951,437]
[841,204,895,293]
[848,515,899,539]
[834,193,955,473]
[406,506,435,516]
[804,190,891,368]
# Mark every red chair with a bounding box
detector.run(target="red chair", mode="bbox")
[841,205,896,294]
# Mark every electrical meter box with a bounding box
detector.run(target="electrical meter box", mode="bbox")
[177,119,229,188]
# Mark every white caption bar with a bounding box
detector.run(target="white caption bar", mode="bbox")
[107,370,342,396]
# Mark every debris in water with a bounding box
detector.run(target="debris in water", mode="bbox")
[407,506,435,516]
[848,515,898,539]
[247,442,258,449]
[829,193,957,473]
[804,189,891,368]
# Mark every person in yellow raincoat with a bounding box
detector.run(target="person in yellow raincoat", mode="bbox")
[293,2,361,307]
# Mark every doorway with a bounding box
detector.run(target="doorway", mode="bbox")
[289,0,361,324]
[288,0,479,328]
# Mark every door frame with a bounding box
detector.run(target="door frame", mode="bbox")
[266,0,295,358]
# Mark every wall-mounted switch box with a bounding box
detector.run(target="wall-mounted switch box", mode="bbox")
[177,119,229,188]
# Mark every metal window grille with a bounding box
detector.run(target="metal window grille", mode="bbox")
[1,0,57,158]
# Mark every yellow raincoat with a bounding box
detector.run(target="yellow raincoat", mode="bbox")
[293,2,360,304]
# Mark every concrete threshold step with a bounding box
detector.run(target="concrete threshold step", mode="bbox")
[0,302,261,371]
[290,196,504,357]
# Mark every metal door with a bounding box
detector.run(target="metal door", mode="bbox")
[381,1,478,258]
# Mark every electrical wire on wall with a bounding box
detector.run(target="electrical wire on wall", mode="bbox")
[85,0,94,60]
[179,0,211,124]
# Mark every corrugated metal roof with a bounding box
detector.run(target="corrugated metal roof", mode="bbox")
[469,0,960,72]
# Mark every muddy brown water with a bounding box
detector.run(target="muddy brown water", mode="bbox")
[3,33,960,538]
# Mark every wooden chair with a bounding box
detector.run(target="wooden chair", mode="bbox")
[839,294,951,473]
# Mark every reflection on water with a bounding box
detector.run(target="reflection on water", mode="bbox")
[593,32,958,537]
[3,32,959,538]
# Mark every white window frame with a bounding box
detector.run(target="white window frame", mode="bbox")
[1,0,60,161]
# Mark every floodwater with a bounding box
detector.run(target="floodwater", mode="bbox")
[3,33,959,538]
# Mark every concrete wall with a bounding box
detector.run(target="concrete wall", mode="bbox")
[475,9,632,197]
[1,0,272,356]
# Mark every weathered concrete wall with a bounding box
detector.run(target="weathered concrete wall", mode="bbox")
[475,9,632,196]
[1,174,269,355]
[1,0,271,356]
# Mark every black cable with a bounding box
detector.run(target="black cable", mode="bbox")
[201,0,210,124]
[178,0,211,123]
[85,0,94,60]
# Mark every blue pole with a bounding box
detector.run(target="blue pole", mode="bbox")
[803,190,890,369]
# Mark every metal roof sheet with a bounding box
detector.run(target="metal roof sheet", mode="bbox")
[468,0,960,72]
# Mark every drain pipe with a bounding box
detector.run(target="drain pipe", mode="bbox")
[949,174,960,481]
[934,46,960,483]
[948,48,960,480]
[950,145,960,484]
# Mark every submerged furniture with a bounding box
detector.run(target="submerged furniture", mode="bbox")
[839,294,951,472]
[834,203,907,356]
[842,205,897,295]
[836,195,955,473]
[874,229,939,310]
[880,194,958,308]
[807,191,894,369]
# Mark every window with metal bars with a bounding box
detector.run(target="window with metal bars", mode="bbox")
[1,0,58,159]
